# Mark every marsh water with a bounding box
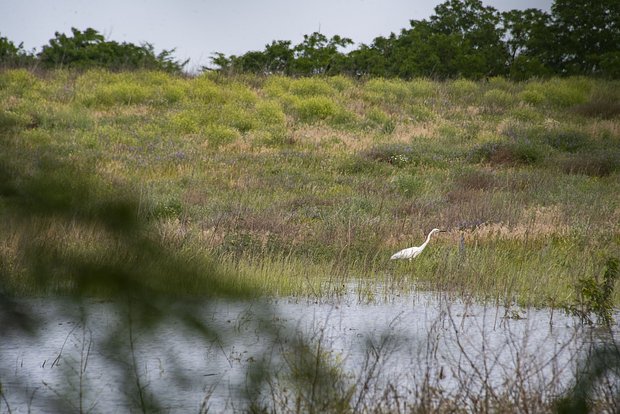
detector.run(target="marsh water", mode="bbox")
[1,287,618,412]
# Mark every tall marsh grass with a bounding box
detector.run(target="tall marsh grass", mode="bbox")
[1,68,619,306]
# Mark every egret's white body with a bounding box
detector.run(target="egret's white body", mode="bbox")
[390,228,443,260]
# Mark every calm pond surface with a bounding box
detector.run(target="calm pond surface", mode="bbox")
[1,288,618,412]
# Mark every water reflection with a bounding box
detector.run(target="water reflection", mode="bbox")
[2,288,618,412]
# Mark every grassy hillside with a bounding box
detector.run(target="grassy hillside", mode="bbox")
[1,69,619,306]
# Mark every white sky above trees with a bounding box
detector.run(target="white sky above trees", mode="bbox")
[1,0,552,72]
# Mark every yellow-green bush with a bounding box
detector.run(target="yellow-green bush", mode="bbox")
[289,77,335,97]
[409,104,435,122]
[364,106,395,133]
[487,76,513,91]
[80,82,151,106]
[523,78,592,108]
[327,75,354,92]
[263,76,293,98]
[509,106,543,122]
[409,78,437,99]
[0,69,44,97]
[482,89,515,111]
[226,82,258,107]
[256,101,286,126]
[449,79,479,97]
[189,75,226,104]
[19,128,53,146]
[294,96,339,123]
[170,111,201,134]
[220,104,257,133]
[204,124,241,147]
[363,78,411,103]
[518,89,545,105]
[76,70,188,107]
[0,109,32,130]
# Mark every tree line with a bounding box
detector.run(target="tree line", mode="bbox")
[0,27,186,73]
[1,0,618,79]
[214,0,619,80]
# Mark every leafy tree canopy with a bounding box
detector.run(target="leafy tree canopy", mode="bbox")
[2,0,619,79]
[207,0,619,79]
[38,27,187,73]
[0,35,35,68]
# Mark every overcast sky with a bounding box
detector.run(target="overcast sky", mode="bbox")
[1,0,553,72]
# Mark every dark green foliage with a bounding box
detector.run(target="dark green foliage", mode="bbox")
[2,0,620,79]
[207,0,620,80]
[502,8,554,80]
[551,0,620,77]
[546,129,591,152]
[559,151,620,177]
[361,143,417,166]
[555,345,620,414]
[573,91,620,119]
[291,32,353,76]
[38,28,186,72]
[150,198,184,220]
[468,140,542,165]
[213,32,352,76]
[0,35,35,68]
[564,257,619,325]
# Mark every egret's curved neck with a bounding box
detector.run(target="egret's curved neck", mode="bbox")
[425,231,436,243]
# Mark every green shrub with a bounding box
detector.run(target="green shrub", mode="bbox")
[327,75,354,92]
[564,257,619,325]
[81,82,150,106]
[0,109,31,129]
[509,106,542,122]
[392,173,423,196]
[155,83,186,105]
[289,77,335,97]
[150,198,184,219]
[170,111,201,134]
[256,101,286,126]
[221,104,257,133]
[482,89,515,112]
[35,104,93,130]
[19,129,54,145]
[409,78,437,99]
[365,107,394,133]
[468,140,542,165]
[329,108,357,128]
[363,78,410,103]
[336,154,382,174]
[227,82,258,106]
[452,167,498,191]
[487,77,513,91]
[409,104,435,122]
[449,79,478,97]
[558,151,620,177]
[190,76,225,103]
[263,76,292,98]
[573,88,620,119]
[362,143,416,167]
[0,69,43,97]
[545,129,592,153]
[253,126,291,147]
[294,96,339,123]
[204,124,240,147]
[518,89,545,105]
[523,78,591,108]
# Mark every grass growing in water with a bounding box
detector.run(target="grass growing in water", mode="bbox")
[1,69,619,306]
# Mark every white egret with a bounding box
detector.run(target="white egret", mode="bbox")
[390,228,445,260]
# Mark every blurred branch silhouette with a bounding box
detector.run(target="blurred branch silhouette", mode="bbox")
[0,131,279,411]
[555,343,620,414]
